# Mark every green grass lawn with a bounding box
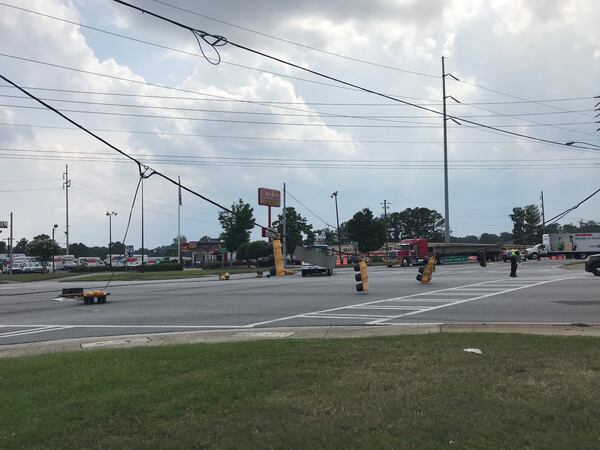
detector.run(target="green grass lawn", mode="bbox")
[2,333,600,449]
[0,272,79,283]
[62,267,265,282]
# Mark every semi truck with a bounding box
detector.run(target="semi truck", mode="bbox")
[385,238,503,267]
[526,233,600,260]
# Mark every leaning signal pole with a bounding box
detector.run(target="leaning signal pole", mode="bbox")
[63,164,71,254]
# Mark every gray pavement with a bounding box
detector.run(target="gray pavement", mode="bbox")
[0,260,597,346]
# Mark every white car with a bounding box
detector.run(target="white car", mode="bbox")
[22,261,46,273]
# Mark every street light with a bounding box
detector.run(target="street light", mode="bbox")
[106,211,117,268]
[565,141,600,149]
[330,191,342,259]
[51,224,58,273]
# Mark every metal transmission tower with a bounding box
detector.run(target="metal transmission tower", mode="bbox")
[441,57,461,244]
[62,164,71,254]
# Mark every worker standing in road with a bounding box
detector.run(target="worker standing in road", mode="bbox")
[510,250,519,278]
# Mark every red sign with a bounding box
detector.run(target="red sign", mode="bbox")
[258,187,281,207]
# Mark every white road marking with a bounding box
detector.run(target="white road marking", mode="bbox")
[0,326,72,339]
[368,276,578,325]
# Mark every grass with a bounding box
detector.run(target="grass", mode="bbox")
[0,272,79,283]
[562,261,585,270]
[2,333,600,449]
[62,267,267,282]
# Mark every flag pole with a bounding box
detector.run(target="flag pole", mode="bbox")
[178,176,181,264]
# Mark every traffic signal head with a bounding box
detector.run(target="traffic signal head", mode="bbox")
[354,260,368,292]
[479,251,487,267]
[417,255,436,283]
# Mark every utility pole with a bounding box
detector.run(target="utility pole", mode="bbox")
[282,182,287,263]
[441,58,461,244]
[381,200,390,255]
[331,191,341,257]
[51,224,58,273]
[441,57,450,244]
[178,176,182,264]
[141,177,145,273]
[63,164,71,254]
[106,211,117,267]
[540,191,545,233]
[8,212,13,276]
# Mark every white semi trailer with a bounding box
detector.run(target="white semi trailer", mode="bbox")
[526,233,600,260]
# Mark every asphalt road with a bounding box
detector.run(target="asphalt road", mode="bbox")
[0,260,597,345]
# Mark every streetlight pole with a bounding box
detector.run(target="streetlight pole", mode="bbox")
[106,211,117,268]
[51,224,58,273]
[331,191,342,258]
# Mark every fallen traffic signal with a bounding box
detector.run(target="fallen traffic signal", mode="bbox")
[416,255,436,284]
[478,251,487,267]
[354,260,368,292]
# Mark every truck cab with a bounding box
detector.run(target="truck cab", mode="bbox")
[526,243,547,260]
[386,238,428,267]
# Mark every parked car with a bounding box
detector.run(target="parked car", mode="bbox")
[22,261,46,273]
[585,254,600,276]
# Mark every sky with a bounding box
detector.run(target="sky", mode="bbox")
[1,0,599,248]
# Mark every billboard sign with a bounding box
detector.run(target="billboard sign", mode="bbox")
[0,221,7,229]
[258,187,281,207]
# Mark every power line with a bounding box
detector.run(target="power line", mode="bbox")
[2,93,594,119]
[4,102,598,129]
[545,186,600,225]
[111,0,600,153]
[3,147,600,164]
[286,190,336,228]
[1,84,594,108]
[148,0,439,78]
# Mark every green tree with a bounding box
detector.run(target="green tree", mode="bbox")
[245,240,268,266]
[396,207,445,240]
[511,205,541,244]
[218,199,255,253]
[479,233,500,244]
[0,241,6,253]
[314,228,337,245]
[273,207,314,256]
[346,208,387,254]
[26,234,60,264]
[14,238,28,253]
[499,231,514,243]
[69,242,89,258]
[236,242,248,266]
[545,223,561,234]
[387,212,403,241]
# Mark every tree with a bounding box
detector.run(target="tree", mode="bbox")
[236,242,248,266]
[218,199,255,253]
[14,238,28,253]
[510,204,541,244]
[245,240,268,266]
[26,234,60,264]
[0,241,6,253]
[69,242,90,258]
[395,207,445,241]
[479,233,500,244]
[346,208,387,254]
[387,212,403,241]
[499,231,514,243]
[273,207,314,256]
[545,223,561,234]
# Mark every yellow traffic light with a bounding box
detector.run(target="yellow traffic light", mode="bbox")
[417,255,436,284]
[354,260,369,292]
[272,239,285,277]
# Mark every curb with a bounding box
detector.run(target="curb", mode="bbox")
[2,323,600,359]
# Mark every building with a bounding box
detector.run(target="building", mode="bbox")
[180,237,227,265]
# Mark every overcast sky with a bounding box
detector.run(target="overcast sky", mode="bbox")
[1,0,599,248]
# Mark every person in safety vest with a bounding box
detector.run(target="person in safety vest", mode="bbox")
[510,250,519,278]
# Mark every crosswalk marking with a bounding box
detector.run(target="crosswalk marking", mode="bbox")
[267,276,580,326]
